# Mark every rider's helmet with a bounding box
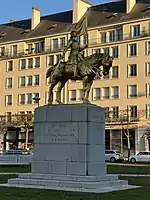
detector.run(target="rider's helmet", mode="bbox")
[70,30,77,38]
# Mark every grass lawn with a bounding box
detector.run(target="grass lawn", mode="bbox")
[107,164,150,174]
[0,175,150,200]
[0,165,31,173]
[0,164,150,175]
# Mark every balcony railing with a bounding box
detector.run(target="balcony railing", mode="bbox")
[0,30,150,60]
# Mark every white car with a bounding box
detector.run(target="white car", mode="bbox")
[129,151,150,163]
[105,150,124,163]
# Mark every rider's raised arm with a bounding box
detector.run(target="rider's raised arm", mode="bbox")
[62,40,72,57]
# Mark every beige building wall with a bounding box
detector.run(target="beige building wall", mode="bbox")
[0,0,150,152]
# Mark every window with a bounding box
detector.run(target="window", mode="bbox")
[27,93,32,104]
[34,75,40,86]
[112,46,119,58]
[109,30,115,42]
[6,78,12,88]
[60,37,65,48]
[77,89,83,101]
[40,41,45,52]
[27,44,33,54]
[5,95,12,106]
[12,45,17,56]
[34,42,40,53]
[92,88,101,100]
[104,107,110,119]
[20,59,26,70]
[0,47,5,56]
[116,28,123,41]
[48,55,54,66]
[129,105,138,119]
[53,38,58,50]
[33,93,40,103]
[27,76,32,86]
[93,48,101,54]
[19,94,25,105]
[128,64,137,77]
[103,87,110,99]
[35,57,40,68]
[83,34,88,45]
[112,107,119,119]
[146,83,150,97]
[7,61,13,71]
[128,43,137,56]
[128,85,137,98]
[145,62,150,76]
[132,25,140,37]
[146,41,150,54]
[103,47,109,55]
[112,66,119,78]
[28,58,33,68]
[146,104,150,119]
[101,32,106,43]
[19,76,26,87]
[112,86,119,99]
[69,90,76,101]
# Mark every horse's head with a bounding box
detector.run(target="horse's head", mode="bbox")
[101,54,113,76]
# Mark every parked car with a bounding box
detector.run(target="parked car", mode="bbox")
[105,150,124,163]
[4,148,31,155]
[129,151,150,163]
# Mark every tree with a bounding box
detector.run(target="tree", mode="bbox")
[17,113,34,149]
[106,109,146,160]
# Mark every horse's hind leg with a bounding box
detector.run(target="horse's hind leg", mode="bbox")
[56,80,67,104]
[48,79,58,105]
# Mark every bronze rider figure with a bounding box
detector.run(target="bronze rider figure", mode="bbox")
[61,30,88,77]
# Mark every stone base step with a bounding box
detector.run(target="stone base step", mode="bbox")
[8,178,128,189]
[1,173,140,193]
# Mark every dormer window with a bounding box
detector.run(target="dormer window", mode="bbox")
[48,24,57,30]
[21,29,30,35]
[106,13,118,19]
[142,7,150,13]
[0,33,7,38]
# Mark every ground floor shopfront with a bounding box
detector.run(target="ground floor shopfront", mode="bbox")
[0,123,149,154]
[105,122,150,157]
[1,127,34,151]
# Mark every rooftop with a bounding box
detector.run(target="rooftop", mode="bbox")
[0,0,150,43]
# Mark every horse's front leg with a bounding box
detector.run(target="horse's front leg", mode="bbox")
[82,76,92,103]
[48,79,58,105]
[56,80,67,104]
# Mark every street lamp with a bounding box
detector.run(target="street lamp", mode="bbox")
[33,97,40,107]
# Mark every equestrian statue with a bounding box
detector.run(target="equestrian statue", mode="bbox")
[46,30,113,105]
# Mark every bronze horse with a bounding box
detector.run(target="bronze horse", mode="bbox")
[46,53,113,104]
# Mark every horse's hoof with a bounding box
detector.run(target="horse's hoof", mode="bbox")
[83,99,90,104]
[58,102,63,105]
[47,103,52,106]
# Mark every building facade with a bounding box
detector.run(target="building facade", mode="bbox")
[0,0,150,153]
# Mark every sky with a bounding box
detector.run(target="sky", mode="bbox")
[0,0,114,24]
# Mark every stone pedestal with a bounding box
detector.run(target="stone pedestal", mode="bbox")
[32,104,106,176]
[3,104,136,193]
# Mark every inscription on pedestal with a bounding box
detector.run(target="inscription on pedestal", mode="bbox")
[45,123,78,143]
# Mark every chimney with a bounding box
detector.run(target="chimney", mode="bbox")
[32,7,40,30]
[126,0,136,14]
[73,0,92,23]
